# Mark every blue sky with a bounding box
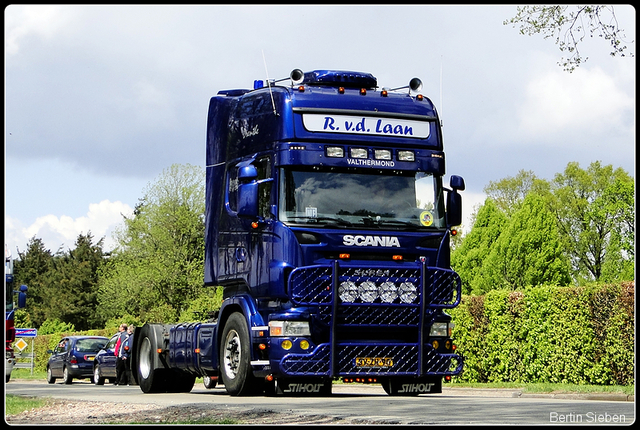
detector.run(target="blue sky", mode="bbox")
[4,5,635,255]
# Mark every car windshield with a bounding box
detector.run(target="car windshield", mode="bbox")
[76,339,106,353]
[279,167,445,229]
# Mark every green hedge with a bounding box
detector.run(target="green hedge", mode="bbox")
[449,282,634,385]
[16,282,634,385]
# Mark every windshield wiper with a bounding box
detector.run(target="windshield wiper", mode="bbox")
[285,216,353,227]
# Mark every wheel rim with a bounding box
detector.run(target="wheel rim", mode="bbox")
[94,365,100,381]
[47,367,52,381]
[223,329,241,380]
[139,337,152,379]
[63,367,69,381]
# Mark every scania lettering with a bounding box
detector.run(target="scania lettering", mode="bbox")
[343,235,401,247]
[131,69,465,396]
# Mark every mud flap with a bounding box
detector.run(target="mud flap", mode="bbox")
[274,378,333,396]
[382,377,442,395]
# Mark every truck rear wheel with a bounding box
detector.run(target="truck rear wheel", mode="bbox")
[137,324,168,393]
[219,312,256,396]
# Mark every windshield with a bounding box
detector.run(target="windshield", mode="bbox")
[279,168,445,229]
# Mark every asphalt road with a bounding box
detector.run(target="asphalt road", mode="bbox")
[6,379,635,425]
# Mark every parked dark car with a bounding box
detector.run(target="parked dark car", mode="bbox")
[46,336,108,384]
[93,333,119,385]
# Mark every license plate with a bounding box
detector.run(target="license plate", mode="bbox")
[85,356,95,361]
[355,357,393,367]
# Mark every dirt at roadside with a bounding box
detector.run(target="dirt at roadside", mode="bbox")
[5,398,390,425]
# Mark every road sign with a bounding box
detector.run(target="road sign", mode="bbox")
[14,338,29,351]
[15,328,37,337]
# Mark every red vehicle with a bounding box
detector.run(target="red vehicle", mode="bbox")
[5,245,27,382]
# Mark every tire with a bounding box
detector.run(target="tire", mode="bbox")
[63,366,73,384]
[137,324,168,393]
[219,312,256,396]
[203,375,217,389]
[46,366,56,384]
[94,365,105,385]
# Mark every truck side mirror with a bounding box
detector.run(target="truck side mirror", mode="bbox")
[237,182,259,218]
[237,165,259,219]
[446,175,465,227]
[17,285,27,309]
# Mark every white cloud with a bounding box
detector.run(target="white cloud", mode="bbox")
[4,5,75,56]
[517,63,634,138]
[5,200,133,254]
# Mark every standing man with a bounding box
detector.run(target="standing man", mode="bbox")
[114,323,128,386]
[124,325,135,385]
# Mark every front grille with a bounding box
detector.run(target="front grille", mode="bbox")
[280,260,464,378]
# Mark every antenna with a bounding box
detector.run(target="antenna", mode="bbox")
[262,50,277,115]
[440,56,443,127]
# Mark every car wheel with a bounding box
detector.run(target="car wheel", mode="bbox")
[46,366,56,384]
[94,365,105,385]
[219,312,257,396]
[63,366,73,384]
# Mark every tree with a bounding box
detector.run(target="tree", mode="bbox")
[52,233,106,330]
[14,234,105,330]
[549,161,634,283]
[98,164,205,323]
[478,193,572,292]
[451,199,508,295]
[483,170,547,217]
[14,237,55,327]
[504,5,634,72]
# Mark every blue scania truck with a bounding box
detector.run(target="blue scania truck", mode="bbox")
[132,69,465,396]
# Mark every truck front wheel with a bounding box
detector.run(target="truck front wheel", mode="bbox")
[219,312,256,396]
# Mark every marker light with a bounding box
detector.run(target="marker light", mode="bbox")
[350,148,368,159]
[381,89,388,97]
[338,87,345,94]
[326,146,344,158]
[374,149,392,160]
[281,340,292,350]
[360,88,367,95]
[397,150,415,162]
[339,253,351,259]
[299,340,310,350]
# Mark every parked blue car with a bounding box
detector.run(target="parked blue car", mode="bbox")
[46,336,108,384]
[93,333,119,385]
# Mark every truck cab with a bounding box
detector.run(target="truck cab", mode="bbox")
[133,69,464,396]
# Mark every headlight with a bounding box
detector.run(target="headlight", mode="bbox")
[358,281,378,302]
[378,281,397,303]
[398,282,418,304]
[339,281,358,302]
[430,322,452,337]
[269,321,311,337]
